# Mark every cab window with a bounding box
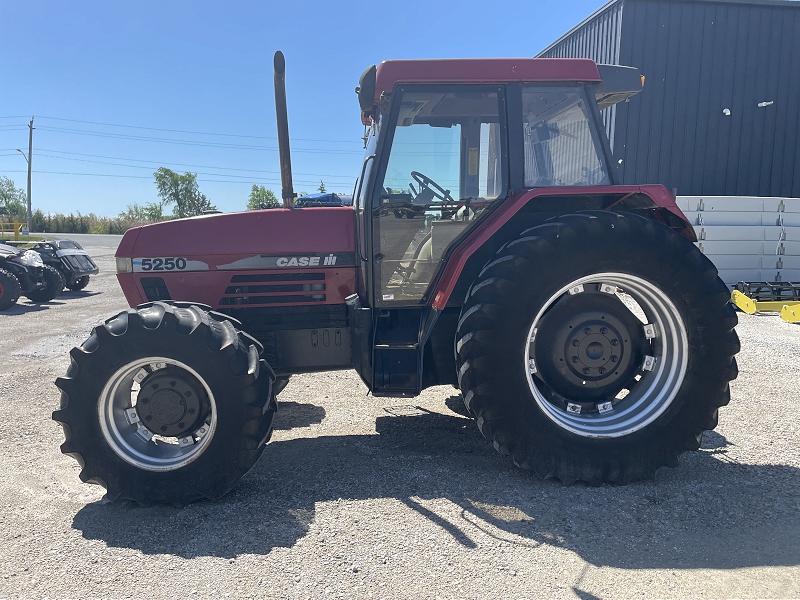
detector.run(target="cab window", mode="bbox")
[522,87,609,187]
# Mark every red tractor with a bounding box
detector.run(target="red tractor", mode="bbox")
[54,53,739,506]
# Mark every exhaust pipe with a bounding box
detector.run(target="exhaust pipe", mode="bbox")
[274,51,295,209]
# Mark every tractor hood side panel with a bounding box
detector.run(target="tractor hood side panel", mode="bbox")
[116,208,357,309]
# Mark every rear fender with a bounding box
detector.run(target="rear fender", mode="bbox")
[430,185,694,310]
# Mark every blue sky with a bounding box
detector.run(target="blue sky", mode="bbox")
[0,0,604,216]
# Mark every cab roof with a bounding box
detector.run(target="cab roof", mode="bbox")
[373,58,602,102]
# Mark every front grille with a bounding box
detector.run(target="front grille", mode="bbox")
[219,304,349,332]
[221,272,327,306]
[62,254,97,271]
[141,277,172,301]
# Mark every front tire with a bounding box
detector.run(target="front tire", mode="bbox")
[53,301,276,506]
[25,265,64,302]
[0,269,21,311]
[456,211,739,484]
[66,275,90,291]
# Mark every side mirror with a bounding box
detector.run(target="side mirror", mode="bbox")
[356,65,377,112]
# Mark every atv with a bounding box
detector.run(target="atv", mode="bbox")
[28,239,99,291]
[0,243,64,310]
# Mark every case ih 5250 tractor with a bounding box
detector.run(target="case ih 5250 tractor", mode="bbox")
[54,53,739,506]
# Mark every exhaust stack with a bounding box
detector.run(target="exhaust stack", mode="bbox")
[274,51,295,209]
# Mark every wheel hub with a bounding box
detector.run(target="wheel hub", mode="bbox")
[534,290,648,401]
[135,367,208,437]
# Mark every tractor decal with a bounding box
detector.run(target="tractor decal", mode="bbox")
[216,252,356,270]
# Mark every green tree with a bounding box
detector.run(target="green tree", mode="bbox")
[153,167,215,218]
[119,202,165,222]
[317,180,326,193]
[0,176,27,221]
[247,185,279,210]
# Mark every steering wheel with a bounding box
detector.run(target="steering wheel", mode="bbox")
[410,171,455,204]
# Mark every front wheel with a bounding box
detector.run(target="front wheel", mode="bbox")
[66,275,90,291]
[456,211,739,484]
[53,301,276,506]
[0,269,21,310]
[25,265,64,302]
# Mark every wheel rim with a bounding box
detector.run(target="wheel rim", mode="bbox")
[98,357,217,471]
[524,273,688,438]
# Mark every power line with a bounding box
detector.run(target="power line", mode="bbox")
[36,126,364,153]
[28,148,354,179]
[0,169,348,186]
[36,115,357,144]
[33,153,354,182]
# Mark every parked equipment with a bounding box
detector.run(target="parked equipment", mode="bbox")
[0,243,63,310]
[29,239,99,291]
[54,53,739,505]
[731,281,800,323]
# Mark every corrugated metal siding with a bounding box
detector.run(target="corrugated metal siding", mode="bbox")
[538,0,625,149]
[538,0,800,199]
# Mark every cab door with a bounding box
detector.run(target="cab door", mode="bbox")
[367,85,507,395]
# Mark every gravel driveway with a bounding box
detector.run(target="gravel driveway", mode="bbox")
[0,235,798,599]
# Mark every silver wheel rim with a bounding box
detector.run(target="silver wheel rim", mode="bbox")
[98,356,217,471]
[524,273,688,438]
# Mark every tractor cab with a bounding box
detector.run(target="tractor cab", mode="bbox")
[350,59,641,395]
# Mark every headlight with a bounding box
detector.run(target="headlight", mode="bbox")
[116,257,133,273]
[19,250,44,268]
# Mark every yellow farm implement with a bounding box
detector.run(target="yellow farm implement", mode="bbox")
[732,281,800,323]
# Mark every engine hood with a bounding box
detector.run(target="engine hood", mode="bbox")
[117,207,356,269]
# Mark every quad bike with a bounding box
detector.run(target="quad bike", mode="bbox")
[29,239,99,291]
[53,53,739,505]
[0,243,64,310]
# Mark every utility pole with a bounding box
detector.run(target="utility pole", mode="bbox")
[26,117,34,233]
[16,116,34,234]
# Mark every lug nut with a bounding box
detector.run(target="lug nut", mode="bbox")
[599,367,606,374]
[572,340,580,347]
[139,398,149,404]
[571,357,579,363]
[600,327,607,334]
[170,381,176,387]
[145,415,152,421]
[611,355,618,362]
[160,426,168,432]
[151,384,159,390]
[583,368,591,375]
[178,422,185,429]
[185,391,192,397]
[188,408,195,414]
[611,339,618,346]
[584,328,592,335]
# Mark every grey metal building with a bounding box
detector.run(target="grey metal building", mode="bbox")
[538,0,800,198]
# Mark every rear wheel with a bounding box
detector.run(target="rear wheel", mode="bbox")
[456,211,739,484]
[0,269,21,311]
[53,301,276,506]
[66,275,90,291]
[25,265,64,302]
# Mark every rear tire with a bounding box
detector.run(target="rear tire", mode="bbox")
[66,275,90,291]
[455,211,739,484]
[25,265,64,302]
[53,301,276,506]
[0,269,21,311]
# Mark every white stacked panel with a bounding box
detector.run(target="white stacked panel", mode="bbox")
[676,196,800,287]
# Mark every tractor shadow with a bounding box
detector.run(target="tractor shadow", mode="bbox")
[73,409,800,569]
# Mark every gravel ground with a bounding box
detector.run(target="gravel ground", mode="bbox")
[0,234,798,599]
